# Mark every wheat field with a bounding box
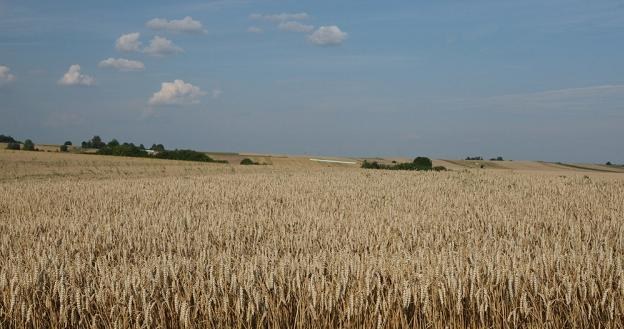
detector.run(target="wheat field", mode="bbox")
[0,150,623,328]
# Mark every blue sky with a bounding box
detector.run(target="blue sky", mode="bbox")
[1,0,623,162]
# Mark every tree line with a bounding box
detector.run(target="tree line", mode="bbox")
[361,157,446,171]
[3,134,227,164]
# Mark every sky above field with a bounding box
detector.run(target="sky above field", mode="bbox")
[1,0,623,162]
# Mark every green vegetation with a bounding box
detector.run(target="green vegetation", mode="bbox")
[6,142,20,150]
[107,139,120,148]
[466,156,483,160]
[150,144,165,152]
[81,136,106,149]
[362,157,437,171]
[490,156,504,161]
[155,149,227,163]
[97,143,148,157]
[59,145,68,152]
[23,139,35,151]
[0,135,18,143]
[79,137,228,163]
[413,156,433,168]
[64,141,72,146]
[240,158,260,165]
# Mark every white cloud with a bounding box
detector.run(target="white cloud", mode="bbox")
[149,80,206,106]
[58,65,95,86]
[146,16,206,34]
[212,89,223,99]
[143,36,183,56]
[308,26,348,46]
[116,32,142,52]
[98,58,145,71]
[247,26,263,33]
[0,65,16,86]
[278,21,314,33]
[250,12,309,22]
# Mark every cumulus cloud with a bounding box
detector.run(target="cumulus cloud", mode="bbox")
[58,65,95,86]
[247,26,263,33]
[98,58,145,71]
[146,16,206,34]
[116,32,142,52]
[250,12,309,22]
[278,21,314,33]
[0,65,16,86]
[308,26,348,46]
[149,80,206,106]
[144,36,183,56]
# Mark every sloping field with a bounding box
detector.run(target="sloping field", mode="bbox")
[2,148,622,180]
[0,149,232,182]
[440,159,508,170]
[547,162,624,173]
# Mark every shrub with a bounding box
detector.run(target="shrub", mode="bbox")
[97,143,147,157]
[412,157,433,170]
[240,158,259,165]
[606,161,612,166]
[23,139,35,151]
[59,145,69,152]
[362,157,434,171]
[361,160,385,169]
[155,149,222,163]
[64,141,72,146]
[6,142,20,150]
[392,162,421,170]
[433,166,447,171]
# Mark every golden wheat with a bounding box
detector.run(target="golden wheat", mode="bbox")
[0,152,623,328]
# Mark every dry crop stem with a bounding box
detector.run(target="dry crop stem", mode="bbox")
[0,155,623,328]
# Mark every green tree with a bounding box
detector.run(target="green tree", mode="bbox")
[151,144,165,152]
[23,139,35,151]
[64,141,72,146]
[412,157,433,170]
[0,135,18,143]
[90,136,105,149]
[107,139,120,147]
[82,136,105,149]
